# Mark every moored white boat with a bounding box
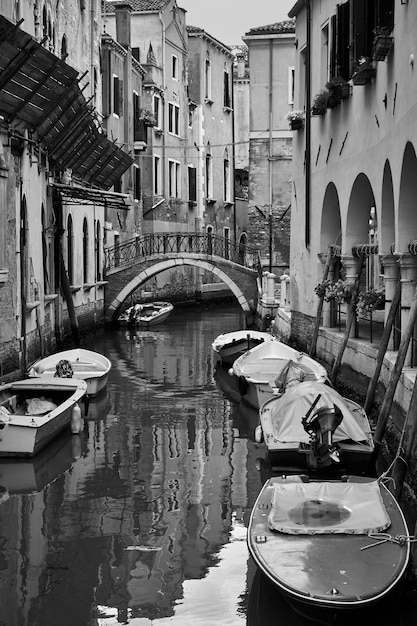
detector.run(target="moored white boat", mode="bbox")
[212,330,275,366]
[233,340,328,409]
[28,348,111,396]
[248,473,411,610]
[0,377,87,457]
[258,380,374,474]
[118,301,173,327]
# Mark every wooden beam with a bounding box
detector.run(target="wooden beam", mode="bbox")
[309,246,333,357]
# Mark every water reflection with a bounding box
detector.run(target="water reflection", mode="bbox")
[1,305,415,626]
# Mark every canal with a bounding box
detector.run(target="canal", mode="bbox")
[0,303,416,626]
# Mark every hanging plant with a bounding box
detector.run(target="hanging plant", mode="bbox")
[314,279,353,304]
[285,109,305,130]
[356,288,385,319]
[139,108,156,126]
[311,90,329,116]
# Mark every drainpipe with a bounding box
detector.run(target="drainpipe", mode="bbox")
[305,0,312,248]
[18,176,26,375]
[268,38,273,273]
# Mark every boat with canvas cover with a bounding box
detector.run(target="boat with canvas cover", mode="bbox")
[247,473,411,610]
[232,340,328,409]
[212,330,275,366]
[0,377,87,457]
[28,347,111,396]
[257,380,374,474]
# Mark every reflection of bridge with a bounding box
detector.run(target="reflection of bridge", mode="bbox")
[104,232,262,322]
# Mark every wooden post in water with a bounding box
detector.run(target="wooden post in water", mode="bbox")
[330,255,365,385]
[391,374,417,500]
[363,277,401,414]
[309,246,333,358]
[371,285,417,463]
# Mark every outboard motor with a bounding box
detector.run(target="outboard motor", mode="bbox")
[302,399,343,469]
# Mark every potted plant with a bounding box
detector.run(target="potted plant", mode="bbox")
[139,108,156,126]
[311,90,329,116]
[326,76,351,106]
[356,287,385,319]
[314,279,353,304]
[285,109,305,130]
[372,27,394,62]
[352,57,376,85]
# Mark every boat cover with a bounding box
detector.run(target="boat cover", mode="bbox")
[268,479,391,534]
[263,381,369,443]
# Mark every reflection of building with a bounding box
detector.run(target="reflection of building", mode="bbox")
[242,21,295,275]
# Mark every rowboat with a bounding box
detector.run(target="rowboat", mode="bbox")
[118,301,173,327]
[248,473,411,610]
[0,377,87,457]
[212,330,275,366]
[232,340,328,409]
[257,380,374,474]
[28,348,111,396]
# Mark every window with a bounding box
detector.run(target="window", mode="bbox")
[61,35,67,60]
[224,68,231,108]
[95,221,102,282]
[205,148,213,199]
[153,94,161,128]
[133,91,141,140]
[82,217,88,283]
[67,215,73,284]
[113,75,123,116]
[154,155,161,194]
[223,151,230,202]
[188,166,196,203]
[132,47,140,62]
[205,55,212,101]
[288,67,295,105]
[134,165,141,201]
[168,160,180,198]
[168,102,179,135]
[171,54,178,80]
[224,227,230,259]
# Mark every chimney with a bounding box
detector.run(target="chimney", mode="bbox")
[115,2,133,49]
[237,53,246,78]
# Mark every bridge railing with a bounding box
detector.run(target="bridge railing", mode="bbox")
[104,232,262,274]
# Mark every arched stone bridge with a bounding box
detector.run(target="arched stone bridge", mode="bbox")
[104,232,262,323]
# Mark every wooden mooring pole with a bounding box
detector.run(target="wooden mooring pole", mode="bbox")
[309,246,333,358]
[371,284,417,464]
[363,276,401,414]
[330,255,365,385]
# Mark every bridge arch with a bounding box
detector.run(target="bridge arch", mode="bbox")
[105,257,257,322]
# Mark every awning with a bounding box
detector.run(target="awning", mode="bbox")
[0,15,133,190]
[52,183,130,211]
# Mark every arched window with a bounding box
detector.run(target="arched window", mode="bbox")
[205,143,213,199]
[223,148,230,202]
[83,217,89,283]
[95,220,101,281]
[67,215,73,284]
[207,225,213,255]
[205,53,212,101]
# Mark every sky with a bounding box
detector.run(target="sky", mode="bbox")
[178,0,296,45]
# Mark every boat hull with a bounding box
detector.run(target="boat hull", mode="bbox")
[212,331,275,366]
[118,302,173,327]
[0,378,87,457]
[248,475,410,610]
[28,348,111,396]
[233,341,328,410]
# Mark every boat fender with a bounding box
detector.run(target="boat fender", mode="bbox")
[228,368,234,376]
[71,403,83,434]
[254,425,264,444]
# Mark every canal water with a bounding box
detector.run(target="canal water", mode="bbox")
[1,303,417,626]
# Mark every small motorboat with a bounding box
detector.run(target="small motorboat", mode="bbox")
[118,301,173,327]
[28,348,111,396]
[247,473,411,610]
[232,340,328,409]
[0,377,87,457]
[257,380,374,474]
[212,330,275,366]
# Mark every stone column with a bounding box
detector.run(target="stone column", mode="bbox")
[341,254,362,337]
[398,254,417,366]
[280,274,289,309]
[380,254,400,350]
[264,272,276,305]
[318,252,337,327]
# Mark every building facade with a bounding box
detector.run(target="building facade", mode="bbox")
[242,20,295,276]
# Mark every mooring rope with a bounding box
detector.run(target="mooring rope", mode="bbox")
[361,532,417,551]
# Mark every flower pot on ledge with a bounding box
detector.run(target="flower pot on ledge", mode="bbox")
[373,35,394,61]
[290,118,304,130]
[352,61,376,85]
